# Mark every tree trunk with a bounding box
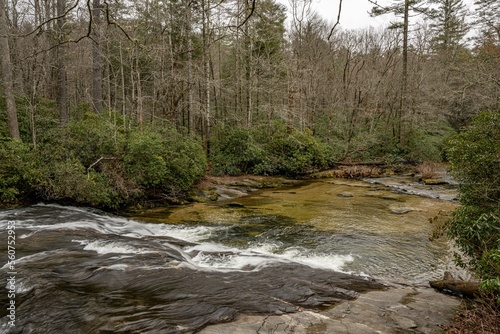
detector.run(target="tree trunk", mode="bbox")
[399,0,409,145]
[57,0,68,125]
[430,272,480,298]
[119,41,126,130]
[185,0,194,134]
[244,7,252,128]
[202,0,211,154]
[0,0,20,140]
[136,57,143,126]
[92,0,103,114]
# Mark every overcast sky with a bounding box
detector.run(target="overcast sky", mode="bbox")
[276,0,394,30]
[306,0,392,30]
[277,0,476,31]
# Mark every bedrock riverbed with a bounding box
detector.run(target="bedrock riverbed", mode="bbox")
[0,176,462,333]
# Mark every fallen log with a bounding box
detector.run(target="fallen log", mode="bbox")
[337,161,386,166]
[429,272,480,298]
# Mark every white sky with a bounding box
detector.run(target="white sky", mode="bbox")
[277,0,476,31]
[276,0,394,30]
[308,0,393,30]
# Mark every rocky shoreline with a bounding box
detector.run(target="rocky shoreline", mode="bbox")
[191,170,463,334]
[199,286,461,334]
[127,167,465,333]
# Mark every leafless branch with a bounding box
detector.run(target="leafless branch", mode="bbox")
[21,0,80,38]
[327,0,343,40]
[103,1,133,42]
[237,0,256,29]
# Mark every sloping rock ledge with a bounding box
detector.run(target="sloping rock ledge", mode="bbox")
[199,286,461,334]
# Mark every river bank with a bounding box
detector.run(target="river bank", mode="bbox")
[1,165,471,333]
[129,168,468,333]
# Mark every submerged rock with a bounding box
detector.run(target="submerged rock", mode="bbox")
[389,207,413,214]
[422,178,449,185]
[226,203,245,208]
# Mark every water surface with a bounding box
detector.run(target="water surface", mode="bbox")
[0,177,458,333]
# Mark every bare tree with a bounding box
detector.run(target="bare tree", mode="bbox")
[185,0,194,133]
[202,0,212,153]
[370,0,429,145]
[57,0,68,125]
[92,0,103,114]
[0,0,20,139]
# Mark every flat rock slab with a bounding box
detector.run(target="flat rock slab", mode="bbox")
[198,286,461,334]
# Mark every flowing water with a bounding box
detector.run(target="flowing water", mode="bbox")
[0,177,459,333]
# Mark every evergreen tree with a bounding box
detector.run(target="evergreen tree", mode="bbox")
[428,0,469,54]
[370,0,430,145]
[474,0,500,42]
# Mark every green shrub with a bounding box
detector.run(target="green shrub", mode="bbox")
[61,113,121,167]
[0,97,60,143]
[254,123,336,176]
[0,139,33,203]
[210,123,336,177]
[448,207,499,263]
[1,114,208,208]
[124,130,168,188]
[406,120,456,163]
[447,110,500,297]
[124,127,207,193]
[331,116,456,164]
[447,111,500,208]
[210,128,265,175]
[41,158,120,207]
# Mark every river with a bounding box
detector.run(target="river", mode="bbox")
[0,177,459,333]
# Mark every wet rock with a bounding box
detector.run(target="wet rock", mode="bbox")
[215,185,250,200]
[199,287,460,334]
[190,189,219,202]
[364,176,458,201]
[226,203,245,208]
[391,314,418,329]
[390,208,413,214]
[422,178,449,185]
[388,205,415,214]
[9,248,385,333]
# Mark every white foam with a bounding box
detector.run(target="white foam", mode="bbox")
[75,240,155,255]
[184,243,240,254]
[6,204,357,274]
[251,244,355,272]
[101,264,129,271]
[14,280,32,294]
[143,224,228,243]
[182,242,355,272]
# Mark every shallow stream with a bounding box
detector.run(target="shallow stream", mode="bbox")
[0,177,459,333]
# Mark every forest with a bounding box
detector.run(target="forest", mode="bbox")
[0,0,499,328]
[1,0,498,208]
